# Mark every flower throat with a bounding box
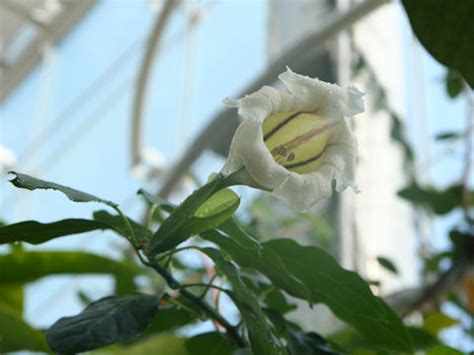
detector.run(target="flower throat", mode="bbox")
[262,111,337,174]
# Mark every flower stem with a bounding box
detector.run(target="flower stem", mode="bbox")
[144,258,244,347]
[224,168,271,191]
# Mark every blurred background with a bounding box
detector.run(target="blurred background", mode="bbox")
[0,0,472,352]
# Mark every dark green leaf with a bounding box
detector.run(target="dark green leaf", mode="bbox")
[144,306,196,336]
[445,70,464,98]
[45,293,159,353]
[287,329,339,355]
[407,327,439,350]
[0,251,139,284]
[201,248,286,355]
[435,131,462,141]
[93,210,151,243]
[137,188,176,212]
[265,308,340,354]
[0,303,49,352]
[77,290,93,306]
[263,287,297,315]
[376,256,398,274]
[115,270,138,296]
[398,183,469,215]
[329,326,438,352]
[8,171,117,207]
[266,240,412,352]
[390,113,414,164]
[185,332,237,355]
[147,176,237,255]
[449,229,474,259]
[426,345,464,355]
[112,333,186,354]
[218,218,262,254]
[203,233,412,352]
[0,218,109,245]
[161,293,208,321]
[201,230,311,302]
[402,0,474,87]
[424,251,454,273]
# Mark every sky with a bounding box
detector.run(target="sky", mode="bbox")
[0,0,268,329]
[0,0,471,351]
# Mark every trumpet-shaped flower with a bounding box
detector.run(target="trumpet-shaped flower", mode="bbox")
[221,68,365,211]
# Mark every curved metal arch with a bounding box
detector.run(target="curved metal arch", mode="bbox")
[156,0,388,198]
[130,0,179,168]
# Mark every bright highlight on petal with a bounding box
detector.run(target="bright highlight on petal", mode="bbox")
[221,68,365,211]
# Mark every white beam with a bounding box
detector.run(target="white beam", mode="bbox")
[0,0,97,103]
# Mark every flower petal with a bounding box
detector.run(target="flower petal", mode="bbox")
[222,118,288,189]
[272,165,335,211]
[279,67,365,119]
[221,69,364,211]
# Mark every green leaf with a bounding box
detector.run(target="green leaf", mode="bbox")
[111,333,187,355]
[445,69,464,98]
[263,286,297,315]
[435,131,462,141]
[218,218,262,254]
[0,251,139,285]
[93,210,151,242]
[143,306,197,336]
[390,113,414,165]
[0,285,23,315]
[424,251,454,273]
[137,188,176,212]
[376,256,398,274]
[265,308,340,354]
[115,270,138,296]
[286,329,339,355]
[201,230,311,302]
[203,233,412,352]
[8,171,117,207]
[0,218,109,245]
[265,240,412,352]
[45,293,159,353]
[406,327,439,350]
[329,326,438,352]
[426,345,464,355]
[180,189,240,238]
[402,0,474,87]
[398,183,470,215]
[185,332,237,355]
[113,333,187,355]
[201,248,286,355]
[147,176,238,255]
[423,310,459,335]
[193,189,238,218]
[0,303,49,352]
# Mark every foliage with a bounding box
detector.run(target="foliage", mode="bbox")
[0,172,417,354]
[402,0,474,87]
[46,294,159,353]
[1,2,472,352]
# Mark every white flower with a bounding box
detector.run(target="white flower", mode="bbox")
[221,68,365,211]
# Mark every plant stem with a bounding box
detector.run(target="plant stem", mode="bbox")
[145,259,244,347]
[154,245,203,263]
[114,206,139,247]
[176,282,231,295]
